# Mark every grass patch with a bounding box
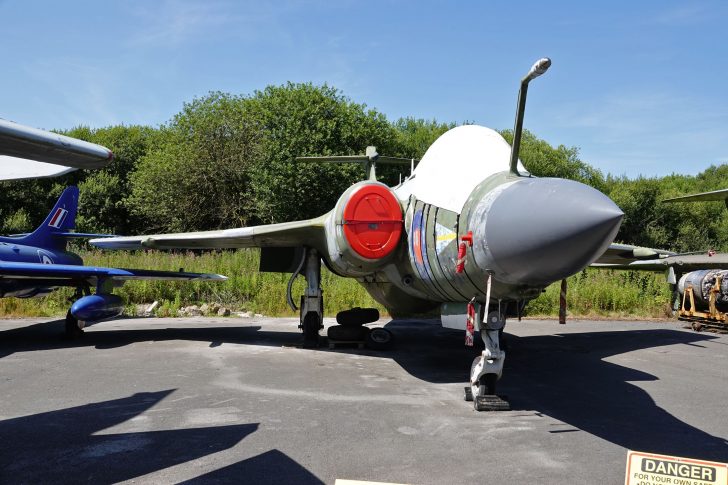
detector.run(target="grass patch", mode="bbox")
[0,250,672,319]
[526,268,672,319]
[0,249,385,318]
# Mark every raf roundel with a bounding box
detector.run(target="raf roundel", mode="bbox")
[342,183,403,260]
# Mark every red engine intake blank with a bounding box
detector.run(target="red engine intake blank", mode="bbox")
[342,184,403,260]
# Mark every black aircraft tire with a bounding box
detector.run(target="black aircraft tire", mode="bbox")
[480,373,498,396]
[65,310,84,339]
[336,307,380,327]
[366,327,393,350]
[327,324,368,341]
[302,312,321,348]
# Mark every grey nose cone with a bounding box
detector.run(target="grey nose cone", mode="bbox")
[477,178,623,285]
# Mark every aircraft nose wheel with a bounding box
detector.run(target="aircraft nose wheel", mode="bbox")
[467,332,510,411]
[64,310,85,338]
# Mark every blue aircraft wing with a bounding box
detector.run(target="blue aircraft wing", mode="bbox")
[0,261,226,283]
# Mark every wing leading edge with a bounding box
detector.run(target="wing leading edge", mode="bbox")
[0,261,226,284]
[90,216,328,252]
[593,243,728,272]
[0,118,114,181]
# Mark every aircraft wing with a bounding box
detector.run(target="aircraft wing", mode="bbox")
[89,216,328,251]
[592,243,675,266]
[0,118,114,181]
[592,243,728,271]
[0,158,79,181]
[663,188,728,203]
[0,261,226,284]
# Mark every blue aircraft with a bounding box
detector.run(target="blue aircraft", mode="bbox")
[0,186,226,336]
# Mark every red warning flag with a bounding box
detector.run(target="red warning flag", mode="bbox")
[455,242,467,274]
[465,299,475,346]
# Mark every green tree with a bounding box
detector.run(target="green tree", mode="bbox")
[246,83,398,223]
[129,93,261,232]
[68,125,162,234]
[501,129,606,191]
[393,117,453,159]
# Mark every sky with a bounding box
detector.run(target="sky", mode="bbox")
[2,0,727,178]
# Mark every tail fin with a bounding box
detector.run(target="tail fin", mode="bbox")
[17,186,79,250]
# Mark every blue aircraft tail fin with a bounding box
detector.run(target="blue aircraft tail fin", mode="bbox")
[18,186,79,250]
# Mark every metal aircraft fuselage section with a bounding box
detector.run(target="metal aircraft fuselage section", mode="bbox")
[322,125,623,315]
[0,241,82,297]
[353,173,551,315]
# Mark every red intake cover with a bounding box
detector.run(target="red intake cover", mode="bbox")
[342,184,403,259]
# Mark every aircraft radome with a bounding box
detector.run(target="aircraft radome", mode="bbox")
[91,58,646,411]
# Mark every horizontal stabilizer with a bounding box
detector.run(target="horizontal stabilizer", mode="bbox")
[296,154,418,165]
[52,232,117,239]
[296,146,418,181]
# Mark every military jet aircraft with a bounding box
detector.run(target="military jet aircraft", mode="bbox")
[90,58,631,410]
[0,186,226,336]
[0,118,114,180]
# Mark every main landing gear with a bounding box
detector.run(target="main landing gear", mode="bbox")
[65,310,85,339]
[65,285,90,339]
[464,310,510,411]
[298,249,324,348]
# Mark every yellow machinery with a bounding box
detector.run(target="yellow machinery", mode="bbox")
[679,274,728,331]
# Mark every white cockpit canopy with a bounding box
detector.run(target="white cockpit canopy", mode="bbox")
[396,125,527,213]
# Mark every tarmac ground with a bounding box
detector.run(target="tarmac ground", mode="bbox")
[0,316,726,484]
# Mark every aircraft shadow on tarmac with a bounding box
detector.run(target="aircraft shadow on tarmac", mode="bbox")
[385,320,728,461]
[1,318,727,463]
[0,389,323,484]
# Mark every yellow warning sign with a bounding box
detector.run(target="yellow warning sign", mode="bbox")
[626,451,728,485]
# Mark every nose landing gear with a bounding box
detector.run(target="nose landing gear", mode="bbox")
[464,310,510,411]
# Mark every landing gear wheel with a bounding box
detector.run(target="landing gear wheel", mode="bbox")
[366,327,393,350]
[463,387,473,402]
[473,374,510,411]
[480,373,498,396]
[65,310,84,338]
[301,312,321,348]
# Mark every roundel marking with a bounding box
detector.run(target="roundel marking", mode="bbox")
[38,250,54,264]
[342,184,403,259]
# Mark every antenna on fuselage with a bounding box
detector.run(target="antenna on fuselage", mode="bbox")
[509,57,551,176]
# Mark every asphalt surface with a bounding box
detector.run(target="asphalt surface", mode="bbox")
[0,316,726,484]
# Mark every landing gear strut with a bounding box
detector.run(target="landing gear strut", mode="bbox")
[298,248,323,348]
[65,285,90,338]
[65,310,85,338]
[464,309,510,411]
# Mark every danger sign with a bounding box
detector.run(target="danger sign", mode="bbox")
[626,451,727,485]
